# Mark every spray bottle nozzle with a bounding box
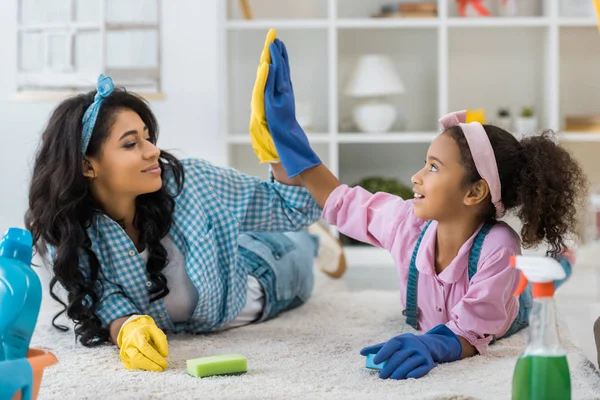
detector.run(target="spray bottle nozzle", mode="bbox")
[510,256,567,298]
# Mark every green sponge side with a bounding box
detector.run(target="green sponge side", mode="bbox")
[186,354,247,378]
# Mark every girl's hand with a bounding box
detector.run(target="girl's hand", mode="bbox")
[360,325,462,380]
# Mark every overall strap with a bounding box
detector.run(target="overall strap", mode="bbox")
[403,221,432,330]
[404,221,495,330]
[467,222,495,281]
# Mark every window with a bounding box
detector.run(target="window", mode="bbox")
[16,0,162,93]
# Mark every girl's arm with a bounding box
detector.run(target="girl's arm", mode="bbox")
[271,162,302,186]
[300,165,419,253]
[299,164,341,208]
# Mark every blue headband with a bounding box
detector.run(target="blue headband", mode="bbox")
[81,74,114,155]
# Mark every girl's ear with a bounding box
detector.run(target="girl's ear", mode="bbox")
[82,158,96,179]
[464,179,489,207]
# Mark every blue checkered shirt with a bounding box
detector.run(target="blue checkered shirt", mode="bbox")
[56,158,320,333]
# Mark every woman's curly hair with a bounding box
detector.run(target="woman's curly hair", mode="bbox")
[446,125,588,256]
[25,89,184,347]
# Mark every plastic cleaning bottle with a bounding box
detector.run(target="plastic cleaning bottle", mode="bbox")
[510,255,571,400]
[0,228,42,360]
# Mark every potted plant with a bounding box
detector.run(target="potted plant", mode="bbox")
[339,177,412,246]
[496,107,512,131]
[514,106,538,136]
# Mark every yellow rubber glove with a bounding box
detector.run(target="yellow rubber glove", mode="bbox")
[117,315,168,372]
[249,28,279,164]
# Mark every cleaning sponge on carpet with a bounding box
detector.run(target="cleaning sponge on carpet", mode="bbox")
[186,354,247,378]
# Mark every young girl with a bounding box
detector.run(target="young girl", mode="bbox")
[25,74,325,373]
[258,37,587,380]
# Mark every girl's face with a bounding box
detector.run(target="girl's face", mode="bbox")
[85,109,162,199]
[411,133,476,221]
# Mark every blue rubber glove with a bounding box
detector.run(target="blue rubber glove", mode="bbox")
[553,253,572,290]
[264,38,321,177]
[360,325,462,380]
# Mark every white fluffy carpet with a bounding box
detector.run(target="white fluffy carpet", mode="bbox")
[31,270,600,400]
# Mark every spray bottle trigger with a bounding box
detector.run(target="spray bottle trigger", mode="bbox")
[510,256,529,296]
[515,273,529,296]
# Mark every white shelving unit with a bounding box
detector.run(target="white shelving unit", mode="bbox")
[220,0,600,266]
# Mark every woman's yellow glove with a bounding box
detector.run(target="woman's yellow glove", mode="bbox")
[117,315,169,372]
[249,28,279,164]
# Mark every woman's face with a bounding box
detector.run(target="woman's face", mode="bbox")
[85,109,162,199]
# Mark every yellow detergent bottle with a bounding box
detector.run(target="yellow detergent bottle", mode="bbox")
[510,255,571,400]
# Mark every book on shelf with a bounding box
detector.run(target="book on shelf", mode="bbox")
[373,2,438,18]
[564,115,600,132]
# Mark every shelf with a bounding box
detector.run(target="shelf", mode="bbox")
[18,22,101,32]
[225,17,562,30]
[448,27,547,128]
[105,22,159,31]
[559,18,599,27]
[225,19,329,30]
[227,133,330,144]
[337,132,437,143]
[236,132,600,147]
[338,28,439,132]
[447,17,550,27]
[336,18,438,29]
[227,29,328,134]
[559,133,600,142]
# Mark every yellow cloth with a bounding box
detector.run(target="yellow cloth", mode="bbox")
[466,109,486,124]
[117,315,169,372]
[249,28,280,164]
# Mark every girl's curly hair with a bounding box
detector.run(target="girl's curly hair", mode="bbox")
[446,125,588,256]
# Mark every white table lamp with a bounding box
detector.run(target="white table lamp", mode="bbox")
[345,54,405,133]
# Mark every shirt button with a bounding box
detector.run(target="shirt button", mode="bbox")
[437,306,443,312]
[129,250,136,256]
[146,281,152,287]
[159,312,165,318]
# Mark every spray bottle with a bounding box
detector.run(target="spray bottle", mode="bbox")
[510,255,571,400]
[0,228,42,360]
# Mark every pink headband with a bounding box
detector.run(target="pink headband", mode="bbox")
[439,110,505,218]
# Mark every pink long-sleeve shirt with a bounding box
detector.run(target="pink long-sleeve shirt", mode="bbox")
[322,185,522,354]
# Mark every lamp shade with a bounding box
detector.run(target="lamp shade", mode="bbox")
[345,54,405,97]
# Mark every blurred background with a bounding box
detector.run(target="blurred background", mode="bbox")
[0,0,599,368]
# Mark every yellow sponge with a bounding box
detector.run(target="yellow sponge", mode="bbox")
[186,354,247,378]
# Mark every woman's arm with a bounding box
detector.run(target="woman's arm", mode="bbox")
[183,159,321,233]
[110,316,130,344]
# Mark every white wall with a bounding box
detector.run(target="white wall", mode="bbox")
[0,0,223,233]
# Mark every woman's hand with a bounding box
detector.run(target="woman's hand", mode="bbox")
[116,315,168,372]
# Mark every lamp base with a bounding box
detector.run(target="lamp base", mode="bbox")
[353,100,397,133]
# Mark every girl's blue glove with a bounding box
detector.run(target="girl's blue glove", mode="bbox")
[264,38,321,178]
[360,324,462,380]
[553,252,573,290]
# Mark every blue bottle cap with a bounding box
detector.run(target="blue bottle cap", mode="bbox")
[0,228,33,265]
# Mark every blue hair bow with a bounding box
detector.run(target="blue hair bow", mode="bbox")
[81,74,114,155]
